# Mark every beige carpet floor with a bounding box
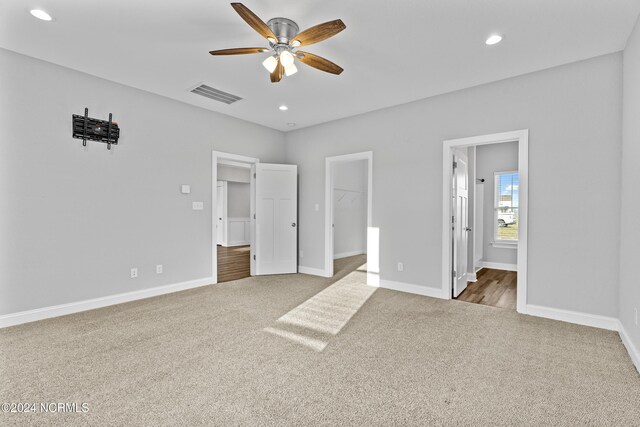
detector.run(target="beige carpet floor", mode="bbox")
[1,255,639,426]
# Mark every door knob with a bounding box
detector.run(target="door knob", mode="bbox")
[292,222,297,227]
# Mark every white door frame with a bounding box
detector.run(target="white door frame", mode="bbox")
[216,181,228,246]
[324,151,373,278]
[212,151,259,284]
[441,130,528,313]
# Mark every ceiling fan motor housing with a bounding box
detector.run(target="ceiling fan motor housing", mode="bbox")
[267,17,299,44]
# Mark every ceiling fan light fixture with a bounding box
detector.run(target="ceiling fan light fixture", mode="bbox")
[485,34,503,45]
[284,63,298,76]
[279,50,295,67]
[30,9,52,21]
[262,55,278,73]
[210,3,346,83]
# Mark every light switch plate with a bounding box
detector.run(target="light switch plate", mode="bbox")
[181,185,191,194]
[192,201,204,210]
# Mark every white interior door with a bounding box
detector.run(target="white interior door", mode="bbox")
[453,148,469,297]
[253,163,298,275]
[216,181,225,245]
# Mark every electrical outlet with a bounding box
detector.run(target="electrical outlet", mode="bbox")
[397,262,404,272]
[130,268,138,279]
[156,264,163,274]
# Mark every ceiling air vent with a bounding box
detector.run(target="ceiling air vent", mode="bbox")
[190,84,242,104]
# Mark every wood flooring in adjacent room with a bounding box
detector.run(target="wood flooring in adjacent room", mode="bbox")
[456,268,517,310]
[217,245,250,283]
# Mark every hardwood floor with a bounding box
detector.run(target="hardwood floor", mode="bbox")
[217,245,250,283]
[456,268,517,310]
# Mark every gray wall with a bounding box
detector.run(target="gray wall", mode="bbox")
[227,182,250,218]
[218,165,251,183]
[476,141,519,266]
[620,18,640,352]
[0,48,285,315]
[333,160,368,258]
[285,53,622,317]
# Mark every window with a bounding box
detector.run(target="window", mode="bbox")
[494,171,519,243]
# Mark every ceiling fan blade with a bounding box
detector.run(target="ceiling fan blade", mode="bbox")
[209,47,268,55]
[292,19,346,47]
[270,60,284,83]
[296,52,343,75]
[231,3,278,42]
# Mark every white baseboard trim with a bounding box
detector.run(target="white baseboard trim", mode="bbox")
[467,273,477,282]
[0,277,214,329]
[333,250,365,260]
[481,261,517,271]
[370,279,448,300]
[224,241,250,247]
[524,304,618,331]
[298,266,331,278]
[619,321,640,374]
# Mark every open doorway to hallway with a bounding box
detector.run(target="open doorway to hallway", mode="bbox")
[216,163,252,283]
[442,130,528,313]
[453,142,519,309]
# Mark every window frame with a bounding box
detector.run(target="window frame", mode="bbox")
[493,170,519,246]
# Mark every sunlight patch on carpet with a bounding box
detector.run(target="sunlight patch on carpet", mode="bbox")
[264,264,374,351]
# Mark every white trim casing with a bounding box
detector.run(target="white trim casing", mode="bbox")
[0,277,213,329]
[491,242,518,249]
[324,152,373,278]
[442,129,528,313]
[369,279,448,300]
[480,261,518,272]
[212,151,259,284]
[523,304,618,331]
[333,250,366,260]
[467,273,477,282]
[618,321,640,374]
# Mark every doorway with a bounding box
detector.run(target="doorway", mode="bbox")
[441,130,528,313]
[324,152,373,278]
[212,152,258,284]
[216,166,252,282]
[212,151,299,284]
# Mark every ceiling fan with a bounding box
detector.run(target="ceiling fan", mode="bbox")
[209,3,346,83]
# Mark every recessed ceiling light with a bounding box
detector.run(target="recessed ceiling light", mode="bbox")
[485,34,503,45]
[279,105,288,111]
[30,9,52,21]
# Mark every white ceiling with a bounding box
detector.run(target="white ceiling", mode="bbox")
[1,0,639,132]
